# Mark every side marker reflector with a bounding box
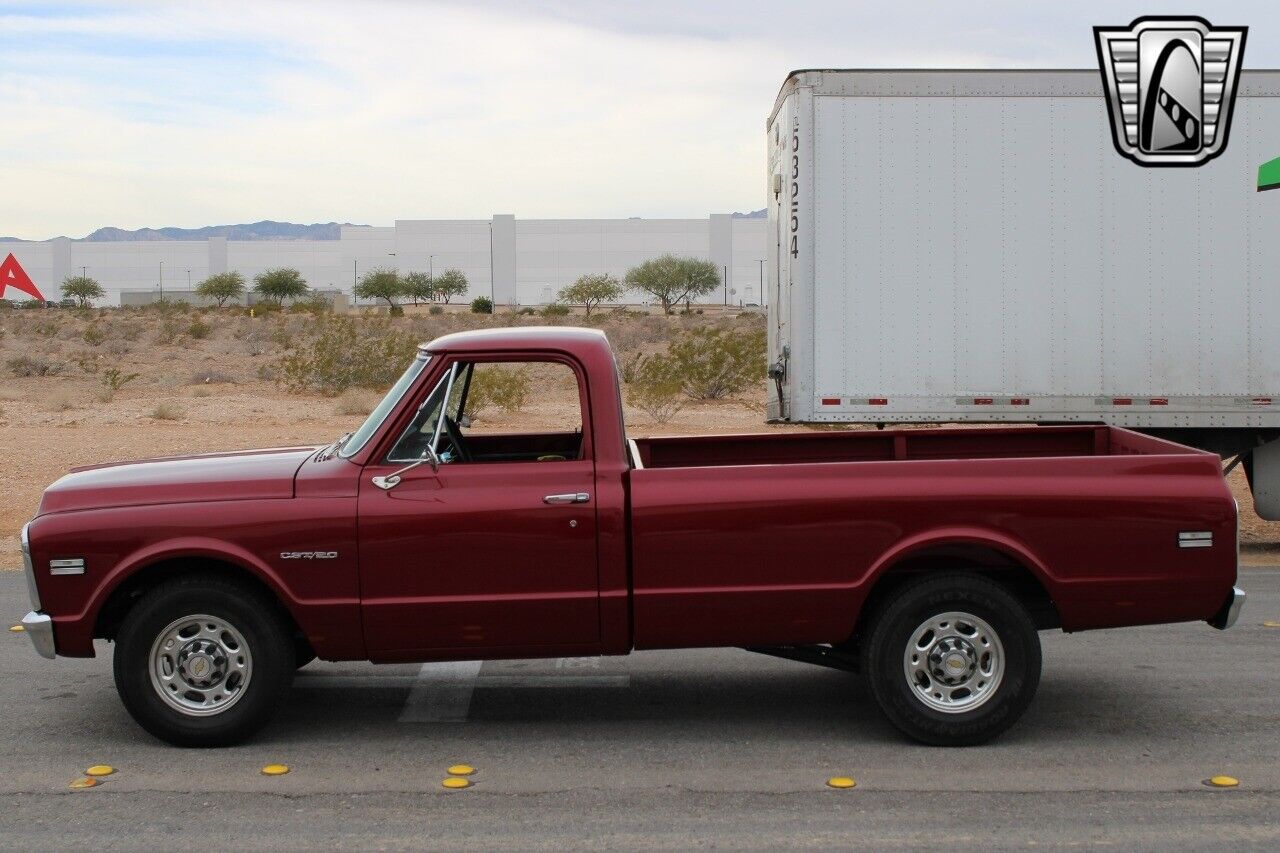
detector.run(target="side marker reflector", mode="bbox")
[826,777,857,789]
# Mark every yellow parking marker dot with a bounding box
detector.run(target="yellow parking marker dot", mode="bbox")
[85,765,115,777]
[447,764,475,776]
[261,764,290,776]
[68,777,99,790]
[1204,775,1240,788]
[9,624,23,632]
[826,777,857,789]
[442,777,471,789]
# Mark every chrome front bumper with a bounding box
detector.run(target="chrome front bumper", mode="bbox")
[1209,586,1246,631]
[22,612,55,659]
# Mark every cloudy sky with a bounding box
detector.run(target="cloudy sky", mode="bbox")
[3,0,1279,239]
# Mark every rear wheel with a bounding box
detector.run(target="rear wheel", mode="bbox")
[860,573,1041,746]
[113,575,294,747]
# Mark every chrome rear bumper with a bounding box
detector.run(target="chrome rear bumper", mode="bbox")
[1209,586,1246,630]
[22,612,55,659]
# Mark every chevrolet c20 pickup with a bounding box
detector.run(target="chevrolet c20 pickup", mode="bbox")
[20,327,1246,747]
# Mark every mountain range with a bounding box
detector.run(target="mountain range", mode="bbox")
[1,221,363,242]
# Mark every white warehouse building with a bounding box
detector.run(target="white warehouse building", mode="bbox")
[0,214,769,307]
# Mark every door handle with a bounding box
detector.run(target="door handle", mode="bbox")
[544,492,590,504]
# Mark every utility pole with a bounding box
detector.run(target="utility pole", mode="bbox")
[723,265,728,305]
[757,259,765,303]
[187,269,191,288]
[429,254,435,281]
[353,259,358,304]
[159,261,163,299]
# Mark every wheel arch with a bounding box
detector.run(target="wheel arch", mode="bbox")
[854,530,1062,637]
[92,543,303,643]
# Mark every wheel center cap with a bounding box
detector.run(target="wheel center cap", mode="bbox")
[189,654,211,678]
[928,637,978,685]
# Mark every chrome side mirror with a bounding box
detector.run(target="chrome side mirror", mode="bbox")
[372,446,440,491]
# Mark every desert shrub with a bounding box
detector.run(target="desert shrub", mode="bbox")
[100,366,140,392]
[73,352,101,374]
[21,299,44,310]
[191,386,212,398]
[428,305,444,316]
[8,355,61,377]
[0,299,11,309]
[288,295,333,316]
[82,324,106,346]
[150,402,185,420]
[277,314,417,395]
[540,303,571,318]
[623,352,686,424]
[464,365,530,420]
[119,322,143,342]
[664,326,766,400]
[33,319,57,337]
[470,296,494,314]
[335,389,378,416]
[256,364,279,382]
[517,307,536,316]
[186,316,212,340]
[155,314,186,345]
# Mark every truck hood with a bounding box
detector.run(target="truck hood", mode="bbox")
[38,447,318,516]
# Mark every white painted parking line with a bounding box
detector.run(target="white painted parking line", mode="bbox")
[398,660,483,723]
[294,657,631,723]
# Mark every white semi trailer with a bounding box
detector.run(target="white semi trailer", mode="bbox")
[765,68,1280,517]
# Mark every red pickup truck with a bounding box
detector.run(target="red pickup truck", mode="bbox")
[20,327,1245,747]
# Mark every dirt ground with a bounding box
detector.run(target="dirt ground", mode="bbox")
[0,307,1273,569]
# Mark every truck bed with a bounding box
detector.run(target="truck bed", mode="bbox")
[630,425,1189,470]
[625,424,1234,651]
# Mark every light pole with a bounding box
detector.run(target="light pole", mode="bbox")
[757,259,765,304]
[186,269,192,289]
[353,259,358,304]
[724,265,729,305]
[428,254,435,281]
[159,261,163,300]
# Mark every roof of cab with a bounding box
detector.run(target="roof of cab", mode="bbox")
[421,325,610,355]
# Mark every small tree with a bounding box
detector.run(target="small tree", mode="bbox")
[253,268,308,306]
[355,268,404,311]
[624,255,719,315]
[61,275,104,308]
[402,271,434,305]
[433,269,468,304]
[558,273,624,316]
[195,271,246,307]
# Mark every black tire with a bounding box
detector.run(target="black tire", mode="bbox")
[113,574,294,747]
[860,573,1041,746]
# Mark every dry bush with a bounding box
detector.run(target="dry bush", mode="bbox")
[191,386,212,398]
[82,324,106,346]
[664,326,766,400]
[8,355,61,377]
[624,353,685,424]
[335,389,378,416]
[187,316,212,340]
[100,367,140,393]
[277,314,417,395]
[464,365,530,420]
[150,402,185,421]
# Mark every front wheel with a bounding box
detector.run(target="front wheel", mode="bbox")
[113,575,294,747]
[860,573,1041,746]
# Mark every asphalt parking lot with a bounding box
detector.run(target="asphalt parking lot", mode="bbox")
[1,569,1277,850]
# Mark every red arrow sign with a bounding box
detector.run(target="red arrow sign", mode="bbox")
[0,253,45,301]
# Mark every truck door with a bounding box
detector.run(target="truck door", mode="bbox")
[357,357,600,655]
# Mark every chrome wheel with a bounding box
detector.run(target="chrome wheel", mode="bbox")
[148,614,253,717]
[903,610,1004,714]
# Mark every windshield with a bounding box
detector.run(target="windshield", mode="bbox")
[338,354,430,458]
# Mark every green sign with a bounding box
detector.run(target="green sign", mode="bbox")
[1258,157,1280,191]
